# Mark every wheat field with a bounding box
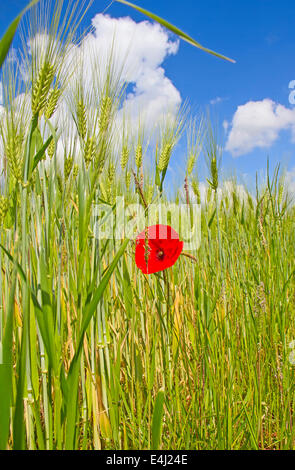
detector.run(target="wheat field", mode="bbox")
[0,0,294,451]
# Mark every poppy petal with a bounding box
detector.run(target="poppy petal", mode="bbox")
[135,224,183,274]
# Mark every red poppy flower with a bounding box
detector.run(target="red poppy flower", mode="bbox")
[135,224,183,274]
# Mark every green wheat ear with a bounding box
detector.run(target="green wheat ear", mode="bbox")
[47,138,55,159]
[158,142,173,172]
[72,163,79,178]
[99,95,112,134]
[146,184,154,205]
[187,153,196,176]
[107,163,116,203]
[192,179,201,205]
[135,143,143,169]
[32,61,55,116]
[45,87,61,119]
[0,195,9,224]
[64,155,74,180]
[125,170,131,189]
[210,157,219,191]
[120,144,130,170]
[6,132,24,183]
[83,136,96,168]
[77,100,87,140]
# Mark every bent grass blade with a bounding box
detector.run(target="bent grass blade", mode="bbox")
[116,0,236,63]
[0,0,39,69]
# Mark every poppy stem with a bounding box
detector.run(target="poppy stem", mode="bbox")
[163,269,170,310]
[184,176,190,206]
[131,168,148,209]
[162,269,172,389]
[181,252,198,263]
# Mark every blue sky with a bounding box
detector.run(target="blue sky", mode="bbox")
[1,0,295,191]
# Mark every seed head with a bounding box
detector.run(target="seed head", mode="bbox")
[120,145,129,170]
[192,180,201,205]
[158,142,173,172]
[210,157,218,191]
[147,184,154,205]
[0,195,9,224]
[6,133,24,182]
[64,155,73,180]
[32,62,55,115]
[47,138,55,159]
[84,136,96,168]
[125,171,131,189]
[73,164,79,178]
[77,100,87,140]
[135,143,143,169]
[187,152,196,176]
[278,181,284,207]
[45,88,61,119]
[108,163,115,183]
[107,163,115,203]
[99,95,112,134]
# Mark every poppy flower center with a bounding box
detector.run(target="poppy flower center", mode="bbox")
[156,249,165,260]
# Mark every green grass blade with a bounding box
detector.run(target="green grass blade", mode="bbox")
[151,388,165,450]
[65,238,130,449]
[0,17,20,69]
[116,0,235,63]
[23,115,39,183]
[0,243,56,374]
[80,238,130,336]
[0,270,17,449]
[32,135,53,172]
[13,285,30,450]
[0,0,39,69]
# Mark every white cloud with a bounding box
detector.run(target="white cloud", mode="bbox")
[210,96,226,105]
[71,14,181,126]
[284,167,295,198]
[91,14,179,76]
[225,99,295,156]
[223,119,229,132]
[1,13,182,171]
[92,14,181,126]
[0,82,3,105]
[47,13,181,156]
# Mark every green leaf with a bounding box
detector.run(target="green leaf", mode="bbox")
[23,115,38,183]
[151,388,165,450]
[116,0,235,63]
[13,284,29,449]
[32,135,53,172]
[0,0,40,70]
[38,249,59,374]
[81,238,130,337]
[29,297,39,400]
[0,269,17,449]
[0,243,57,374]
[208,208,216,227]
[122,255,133,318]
[0,18,20,69]
[64,238,130,449]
